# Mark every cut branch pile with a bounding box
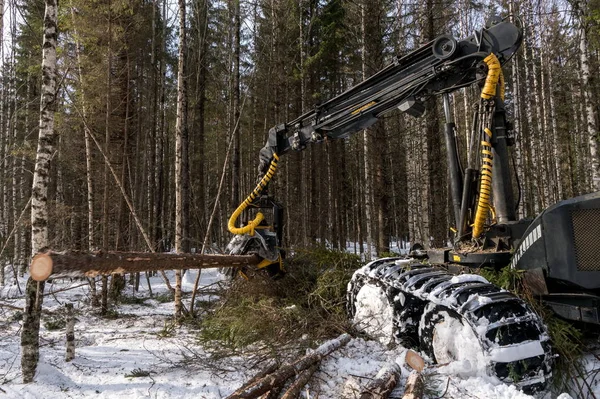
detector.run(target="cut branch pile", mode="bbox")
[226,333,351,399]
[29,251,261,281]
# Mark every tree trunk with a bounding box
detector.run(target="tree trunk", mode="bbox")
[69,2,99,305]
[175,0,189,319]
[101,0,113,315]
[0,0,4,284]
[508,0,524,217]
[193,0,208,237]
[65,303,75,362]
[230,0,241,209]
[575,0,600,191]
[360,3,373,260]
[22,0,58,382]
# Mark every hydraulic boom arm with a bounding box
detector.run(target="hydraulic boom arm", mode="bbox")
[227,17,522,273]
[256,17,521,174]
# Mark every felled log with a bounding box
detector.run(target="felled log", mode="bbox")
[228,360,280,398]
[226,333,351,399]
[259,385,283,399]
[280,363,319,399]
[405,350,425,373]
[402,350,425,399]
[359,364,401,399]
[30,251,262,281]
[402,371,425,399]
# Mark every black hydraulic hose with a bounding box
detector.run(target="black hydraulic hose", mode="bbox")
[511,149,522,216]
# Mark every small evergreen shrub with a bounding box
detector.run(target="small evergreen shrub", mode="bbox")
[199,247,360,350]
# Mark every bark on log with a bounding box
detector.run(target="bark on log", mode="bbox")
[280,363,318,399]
[228,360,280,398]
[359,364,401,399]
[30,251,262,281]
[260,385,283,399]
[226,333,351,399]
[402,371,424,399]
[65,303,75,362]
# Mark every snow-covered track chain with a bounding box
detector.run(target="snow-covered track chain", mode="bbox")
[347,257,553,391]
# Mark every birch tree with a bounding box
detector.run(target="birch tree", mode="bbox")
[21,0,58,383]
[0,0,4,285]
[175,0,189,318]
[573,0,600,191]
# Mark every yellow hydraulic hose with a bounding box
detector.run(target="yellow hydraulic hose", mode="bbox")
[480,53,501,100]
[473,128,494,238]
[228,153,280,236]
[498,69,505,101]
[472,53,502,239]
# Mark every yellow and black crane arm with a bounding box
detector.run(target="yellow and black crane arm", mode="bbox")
[227,16,522,268]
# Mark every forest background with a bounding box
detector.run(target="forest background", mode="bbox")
[0,0,599,281]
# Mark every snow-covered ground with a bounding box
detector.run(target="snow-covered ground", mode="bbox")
[0,268,598,398]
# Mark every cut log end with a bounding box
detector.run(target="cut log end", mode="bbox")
[30,253,53,282]
[405,350,425,373]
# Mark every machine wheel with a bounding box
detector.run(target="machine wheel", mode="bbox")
[347,258,427,347]
[419,304,488,371]
[348,259,553,391]
[350,278,396,345]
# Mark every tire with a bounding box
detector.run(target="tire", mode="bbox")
[419,304,488,371]
[350,278,396,345]
[347,258,426,347]
[418,292,552,391]
[348,260,553,391]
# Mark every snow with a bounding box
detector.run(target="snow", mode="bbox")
[352,284,394,345]
[428,275,485,299]
[450,274,489,285]
[0,267,599,398]
[428,309,488,375]
[488,340,545,363]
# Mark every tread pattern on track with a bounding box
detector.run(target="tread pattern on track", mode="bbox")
[347,257,553,390]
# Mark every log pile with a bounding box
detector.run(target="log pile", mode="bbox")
[226,333,351,399]
[29,251,262,281]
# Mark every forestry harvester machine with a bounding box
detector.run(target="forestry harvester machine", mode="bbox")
[226,16,600,389]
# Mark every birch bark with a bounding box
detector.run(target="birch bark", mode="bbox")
[575,1,600,191]
[360,3,373,260]
[0,0,4,248]
[22,0,58,383]
[174,0,189,318]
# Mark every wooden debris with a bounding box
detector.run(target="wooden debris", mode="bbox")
[226,333,351,399]
[359,363,401,399]
[260,385,283,399]
[402,371,425,399]
[30,251,262,281]
[228,360,280,398]
[280,363,319,399]
[405,350,425,372]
